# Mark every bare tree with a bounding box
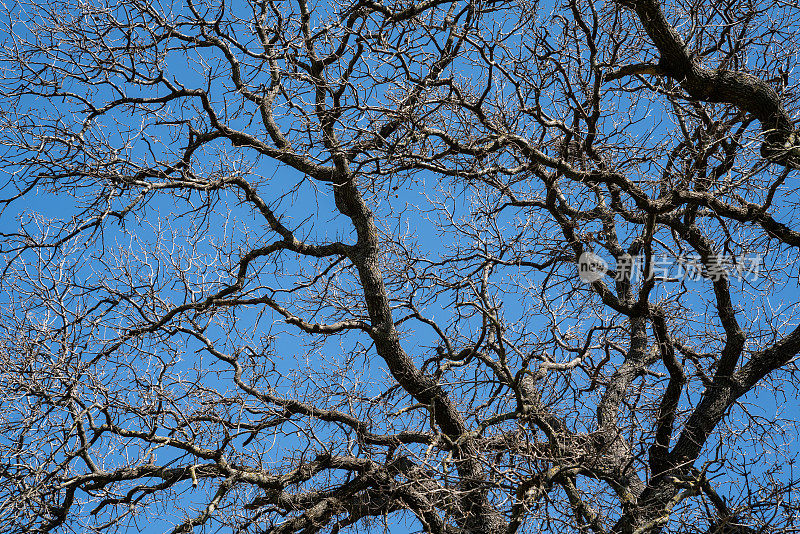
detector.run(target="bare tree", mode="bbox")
[1,0,800,533]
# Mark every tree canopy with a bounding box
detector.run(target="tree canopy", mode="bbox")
[1,0,800,533]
